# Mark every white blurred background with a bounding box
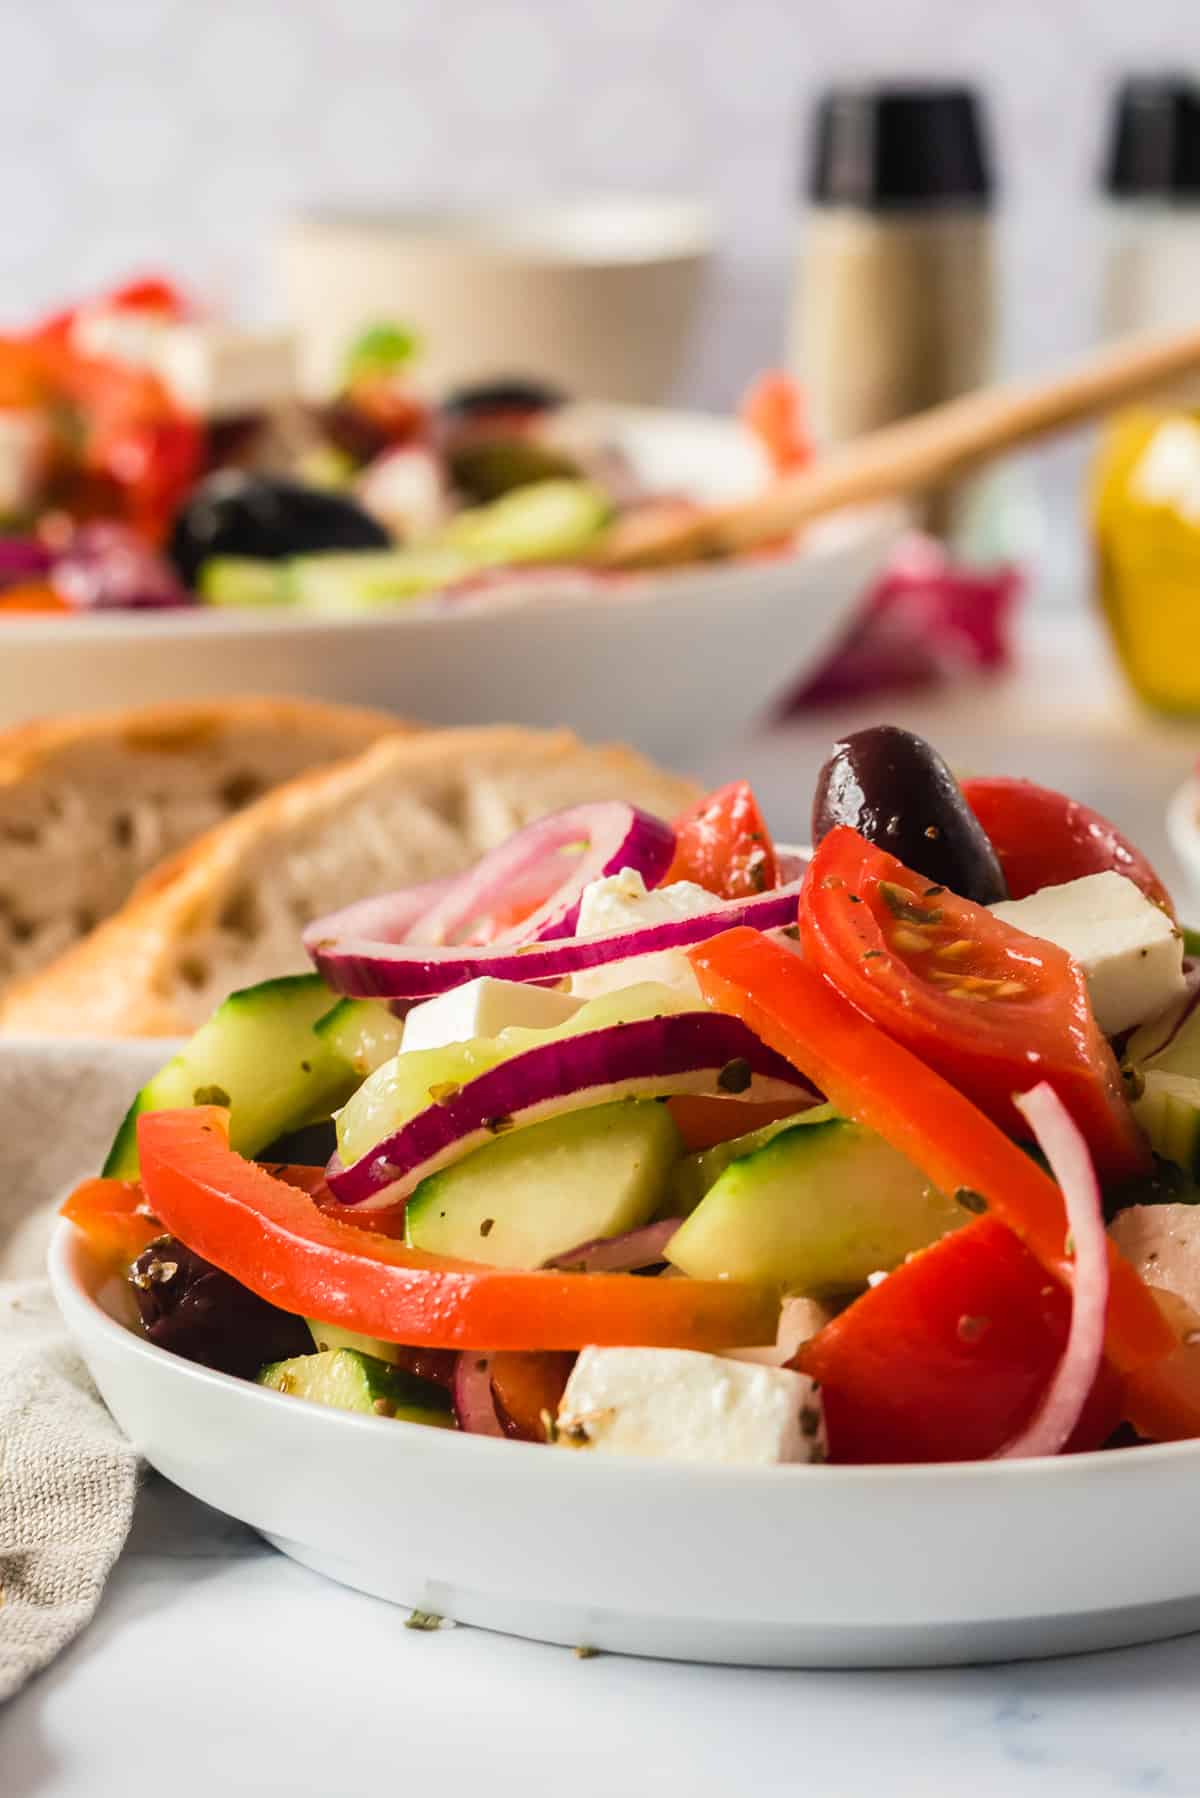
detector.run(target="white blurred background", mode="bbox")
[3,0,1196,405]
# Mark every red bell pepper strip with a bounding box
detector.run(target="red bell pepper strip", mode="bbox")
[797,1215,1123,1462]
[686,928,1173,1375]
[59,1177,161,1271]
[129,1107,778,1352]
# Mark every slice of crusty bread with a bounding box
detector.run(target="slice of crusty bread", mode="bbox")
[0,697,405,1001]
[0,726,699,1038]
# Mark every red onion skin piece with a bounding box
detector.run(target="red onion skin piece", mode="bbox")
[311,882,802,1002]
[329,1011,816,1210]
[413,802,676,948]
[544,1218,685,1273]
[996,1083,1110,1460]
[452,1351,505,1436]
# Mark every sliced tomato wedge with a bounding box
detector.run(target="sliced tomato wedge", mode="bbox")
[797,1216,1122,1462]
[687,927,1172,1376]
[798,827,1148,1183]
[124,1108,777,1352]
[664,780,778,899]
[962,776,1175,916]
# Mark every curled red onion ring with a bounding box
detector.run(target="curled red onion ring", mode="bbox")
[544,1218,684,1273]
[301,878,457,949]
[311,881,802,1003]
[996,1083,1109,1460]
[329,1011,816,1210]
[452,1352,505,1436]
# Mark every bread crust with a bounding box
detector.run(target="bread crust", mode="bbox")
[0,725,699,1038]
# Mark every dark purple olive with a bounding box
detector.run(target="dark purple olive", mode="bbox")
[168,472,389,587]
[129,1236,312,1379]
[811,725,1008,904]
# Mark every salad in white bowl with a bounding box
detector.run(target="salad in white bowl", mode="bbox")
[62,726,1200,1466]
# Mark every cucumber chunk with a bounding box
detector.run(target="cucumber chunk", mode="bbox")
[1133,1071,1200,1176]
[104,973,353,1179]
[313,997,405,1079]
[257,1348,454,1426]
[199,557,285,607]
[305,1319,407,1363]
[286,548,474,614]
[670,1108,823,1215]
[665,1113,963,1296]
[441,479,611,564]
[405,1099,681,1268]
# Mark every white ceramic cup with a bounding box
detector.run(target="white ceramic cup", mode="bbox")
[277,198,715,402]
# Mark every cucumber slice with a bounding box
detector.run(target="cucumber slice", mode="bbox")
[1133,1071,1200,1176]
[313,998,405,1079]
[199,557,285,607]
[285,548,473,614]
[305,1319,406,1363]
[104,973,352,1180]
[665,1114,963,1296]
[441,479,610,564]
[670,1107,827,1215]
[257,1348,454,1426]
[404,1099,681,1268]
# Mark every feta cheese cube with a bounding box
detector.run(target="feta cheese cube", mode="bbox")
[989,871,1185,1036]
[554,1346,824,1466]
[575,870,719,940]
[400,976,582,1055]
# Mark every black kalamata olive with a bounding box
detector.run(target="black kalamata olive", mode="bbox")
[130,1235,312,1378]
[811,725,1008,904]
[168,473,390,586]
[441,379,565,423]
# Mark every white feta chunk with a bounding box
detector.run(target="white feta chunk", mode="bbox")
[575,869,718,940]
[400,976,582,1054]
[988,871,1184,1036]
[554,1346,824,1466]
[153,324,299,420]
[1110,1203,1200,1316]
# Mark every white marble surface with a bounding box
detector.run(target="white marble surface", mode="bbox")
[7,609,1200,1793]
[6,1472,1200,1798]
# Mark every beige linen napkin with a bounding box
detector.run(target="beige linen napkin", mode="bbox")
[0,1036,171,1702]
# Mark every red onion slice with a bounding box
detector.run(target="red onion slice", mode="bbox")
[311,881,802,1002]
[452,1352,505,1436]
[996,1083,1110,1460]
[329,1011,816,1210]
[403,803,673,949]
[302,878,457,950]
[544,1218,684,1273]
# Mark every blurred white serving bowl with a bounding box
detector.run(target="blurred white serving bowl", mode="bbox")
[279,199,714,402]
[0,407,902,759]
[50,1216,1200,1668]
[1167,774,1200,903]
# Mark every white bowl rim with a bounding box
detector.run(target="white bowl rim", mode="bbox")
[49,1215,1200,1491]
[286,196,716,263]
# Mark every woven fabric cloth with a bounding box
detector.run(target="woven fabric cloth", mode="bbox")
[0,1037,169,1702]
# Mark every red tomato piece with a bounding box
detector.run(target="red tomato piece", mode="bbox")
[686,927,1173,1376]
[740,372,813,474]
[797,1216,1122,1462]
[126,1108,777,1351]
[798,827,1148,1183]
[491,1351,575,1441]
[962,776,1175,916]
[664,1095,813,1151]
[665,780,778,900]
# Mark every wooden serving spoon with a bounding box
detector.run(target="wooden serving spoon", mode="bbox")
[596,324,1200,571]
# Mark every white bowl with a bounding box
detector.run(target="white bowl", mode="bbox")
[1167,775,1200,904]
[0,407,902,759]
[50,1218,1200,1668]
[279,199,714,402]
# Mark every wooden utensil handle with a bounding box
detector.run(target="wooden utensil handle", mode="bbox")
[602,324,1200,569]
